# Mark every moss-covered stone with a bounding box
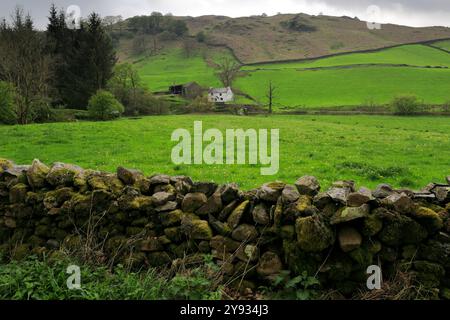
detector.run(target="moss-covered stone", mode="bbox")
[227,200,249,229]
[330,204,369,225]
[257,251,283,276]
[210,235,240,254]
[43,188,74,210]
[0,158,14,173]
[63,235,82,250]
[159,209,183,227]
[9,183,28,204]
[116,167,144,185]
[231,224,258,242]
[35,225,50,237]
[236,244,259,263]
[181,219,213,240]
[119,194,153,211]
[126,227,144,237]
[367,240,382,254]
[105,236,128,252]
[252,203,270,225]
[67,193,91,214]
[181,192,207,213]
[208,215,232,236]
[411,207,444,233]
[379,214,428,246]
[280,225,295,240]
[379,246,397,262]
[413,260,445,288]
[46,163,83,187]
[140,237,163,252]
[282,240,321,275]
[196,191,223,216]
[293,195,317,218]
[338,227,362,252]
[88,173,124,194]
[402,245,417,260]
[273,199,284,227]
[257,182,285,202]
[296,215,334,252]
[164,227,184,243]
[362,213,383,236]
[26,159,50,189]
[295,176,320,196]
[348,245,373,268]
[324,253,353,281]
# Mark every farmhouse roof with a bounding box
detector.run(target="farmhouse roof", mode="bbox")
[209,87,232,94]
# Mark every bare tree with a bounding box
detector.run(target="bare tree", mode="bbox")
[266,81,277,114]
[0,7,51,124]
[182,39,196,58]
[215,58,241,87]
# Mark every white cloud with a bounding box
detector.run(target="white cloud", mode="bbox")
[1,0,449,29]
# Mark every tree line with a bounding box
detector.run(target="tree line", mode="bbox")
[0,5,169,125]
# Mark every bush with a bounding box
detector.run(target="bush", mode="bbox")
[131,89,170,115]
[0,81,17,125]
[87,90,125,121]
[391,95,422,115]
[158,30,177,41]
[196,31,206,43]
[185,95,214,113]
[443,101,450,113]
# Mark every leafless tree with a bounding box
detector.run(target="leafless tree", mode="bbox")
[182,39,196,58]
[266,81,277,114]
[215,58,241,87]
[0,7,52,124]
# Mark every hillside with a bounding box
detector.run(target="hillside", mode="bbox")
[176,13,450,64]
[115,13,450,64]
[112,13,450,109]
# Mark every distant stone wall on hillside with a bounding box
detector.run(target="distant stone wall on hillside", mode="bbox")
[0,158,449,299]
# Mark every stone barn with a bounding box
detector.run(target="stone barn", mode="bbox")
[208,87,234,103]
[169,82,203,99]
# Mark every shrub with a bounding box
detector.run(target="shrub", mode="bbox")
[443,101,450,113]
[87,90,125,121]
[391,95,422,115]
[131,89,170,115]
[0,81,17,125]
[196,31,206,43]
[185,95,214,113]
[158,30,177,41]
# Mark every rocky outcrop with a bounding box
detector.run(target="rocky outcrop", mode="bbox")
[0,158,449,299]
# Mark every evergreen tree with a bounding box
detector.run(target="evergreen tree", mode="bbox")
[45,7,117,109]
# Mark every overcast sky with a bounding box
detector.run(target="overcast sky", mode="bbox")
[1,0,449,29]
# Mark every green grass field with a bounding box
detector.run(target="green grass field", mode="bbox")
[237,66,450,108]
[433,40,450,51]
[243,45,450,69]
[137,47,229,92]
[136,43,450,108]
[1,115,449,190]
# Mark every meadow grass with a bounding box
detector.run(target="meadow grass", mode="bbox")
[243,45,450,70]
[236,66,450,108]
[136,44,450,108]
[137,47,229,92]
[433,40,450,51]
[1,115,449,190]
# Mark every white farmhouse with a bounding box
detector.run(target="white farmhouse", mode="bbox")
[208,87,234,103]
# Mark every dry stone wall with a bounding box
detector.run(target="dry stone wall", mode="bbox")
[1,158,449,298]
